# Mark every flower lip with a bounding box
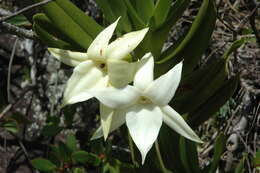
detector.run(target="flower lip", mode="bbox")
[138,96,152,104]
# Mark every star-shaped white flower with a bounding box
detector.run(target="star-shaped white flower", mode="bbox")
[91,53,203,164]
[48,18,148,106]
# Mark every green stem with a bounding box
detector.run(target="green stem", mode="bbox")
[155,140,168,173]
[128,132,138,166]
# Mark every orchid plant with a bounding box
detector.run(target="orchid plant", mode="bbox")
[30,0,240,172]
[48,19,202,164]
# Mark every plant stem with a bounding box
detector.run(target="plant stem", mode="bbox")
[155,140,168,173]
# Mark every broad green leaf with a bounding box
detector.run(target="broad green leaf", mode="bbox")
[54,0,103,38]
[179,137,201,173]
[33,13,83,51]
[72,151,101,166]
[140,0,190,58]
[188,75,239,127]
[6,15,31,26]
[151,0,171,28]
[136,0,154,22]
[31,158,57,172]
[73,168,86,173]
[209,133,226,173]
[33,22,76,50]
[157,125,185,173]
[96,0,132,32]
[35,0,93,50]
[123,0,146,29]
[66,134,78,152]
[158,0,217,75]
[172,58,227,113]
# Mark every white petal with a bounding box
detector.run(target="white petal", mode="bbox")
[106,28,149,60]
[91,108,126,140]
[87,18,120,60]
[144,61,183,106]
[134,53,154,91]
[107,59,137,88]
[90,86,140,109]
[100,103,113,140]
[126,104,163,164]
[161,105,203,143]
[48,48,88,67]
[63,60,108,105]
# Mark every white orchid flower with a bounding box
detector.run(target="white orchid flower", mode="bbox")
[91,53,202,164]
[48,18,148,106]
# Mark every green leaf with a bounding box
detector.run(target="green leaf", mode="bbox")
[54,0,103,38]
[31,158,57,172]
[66,134,78,152]
[188,74,239,127]
[253,149,260,169]
[171,58,228,114]
[33,13,83,51]
[2,120,19,133]
[42,125,63,137]
[151,0,171,28]
[34,0,94,50]
[123,0,146,29]
[209,133,226,173]
[6,15,31,26]
[63,105,76,126]
[136,0,154,22]
[140,0,190,58]
[73,168,86,173]
[72,151,101,166]
[157,125,185,173]
[179,137,201,173]
[158,0,217,75]
[33,22,77,50]
[58,141,72,162]
[223,37,256,59]
[235,155,247,173]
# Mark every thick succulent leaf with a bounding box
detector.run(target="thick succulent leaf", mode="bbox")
[136,0,154,22]
[48,48,88,67]
[179,137,201,173]
[55,0,103,38]
[172,58,227,113]
[158,0,217,75]
[33,14,82,51]
[188,75,239,127]
[34,0,93,50]
[123,0,146,29]
[157,125,186,173]
[140,0,190,58]
[144,61,182,106]
[126,104,163,164]
[150,0,171,28]
[33,22,76,50]
[162,105,202,143]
